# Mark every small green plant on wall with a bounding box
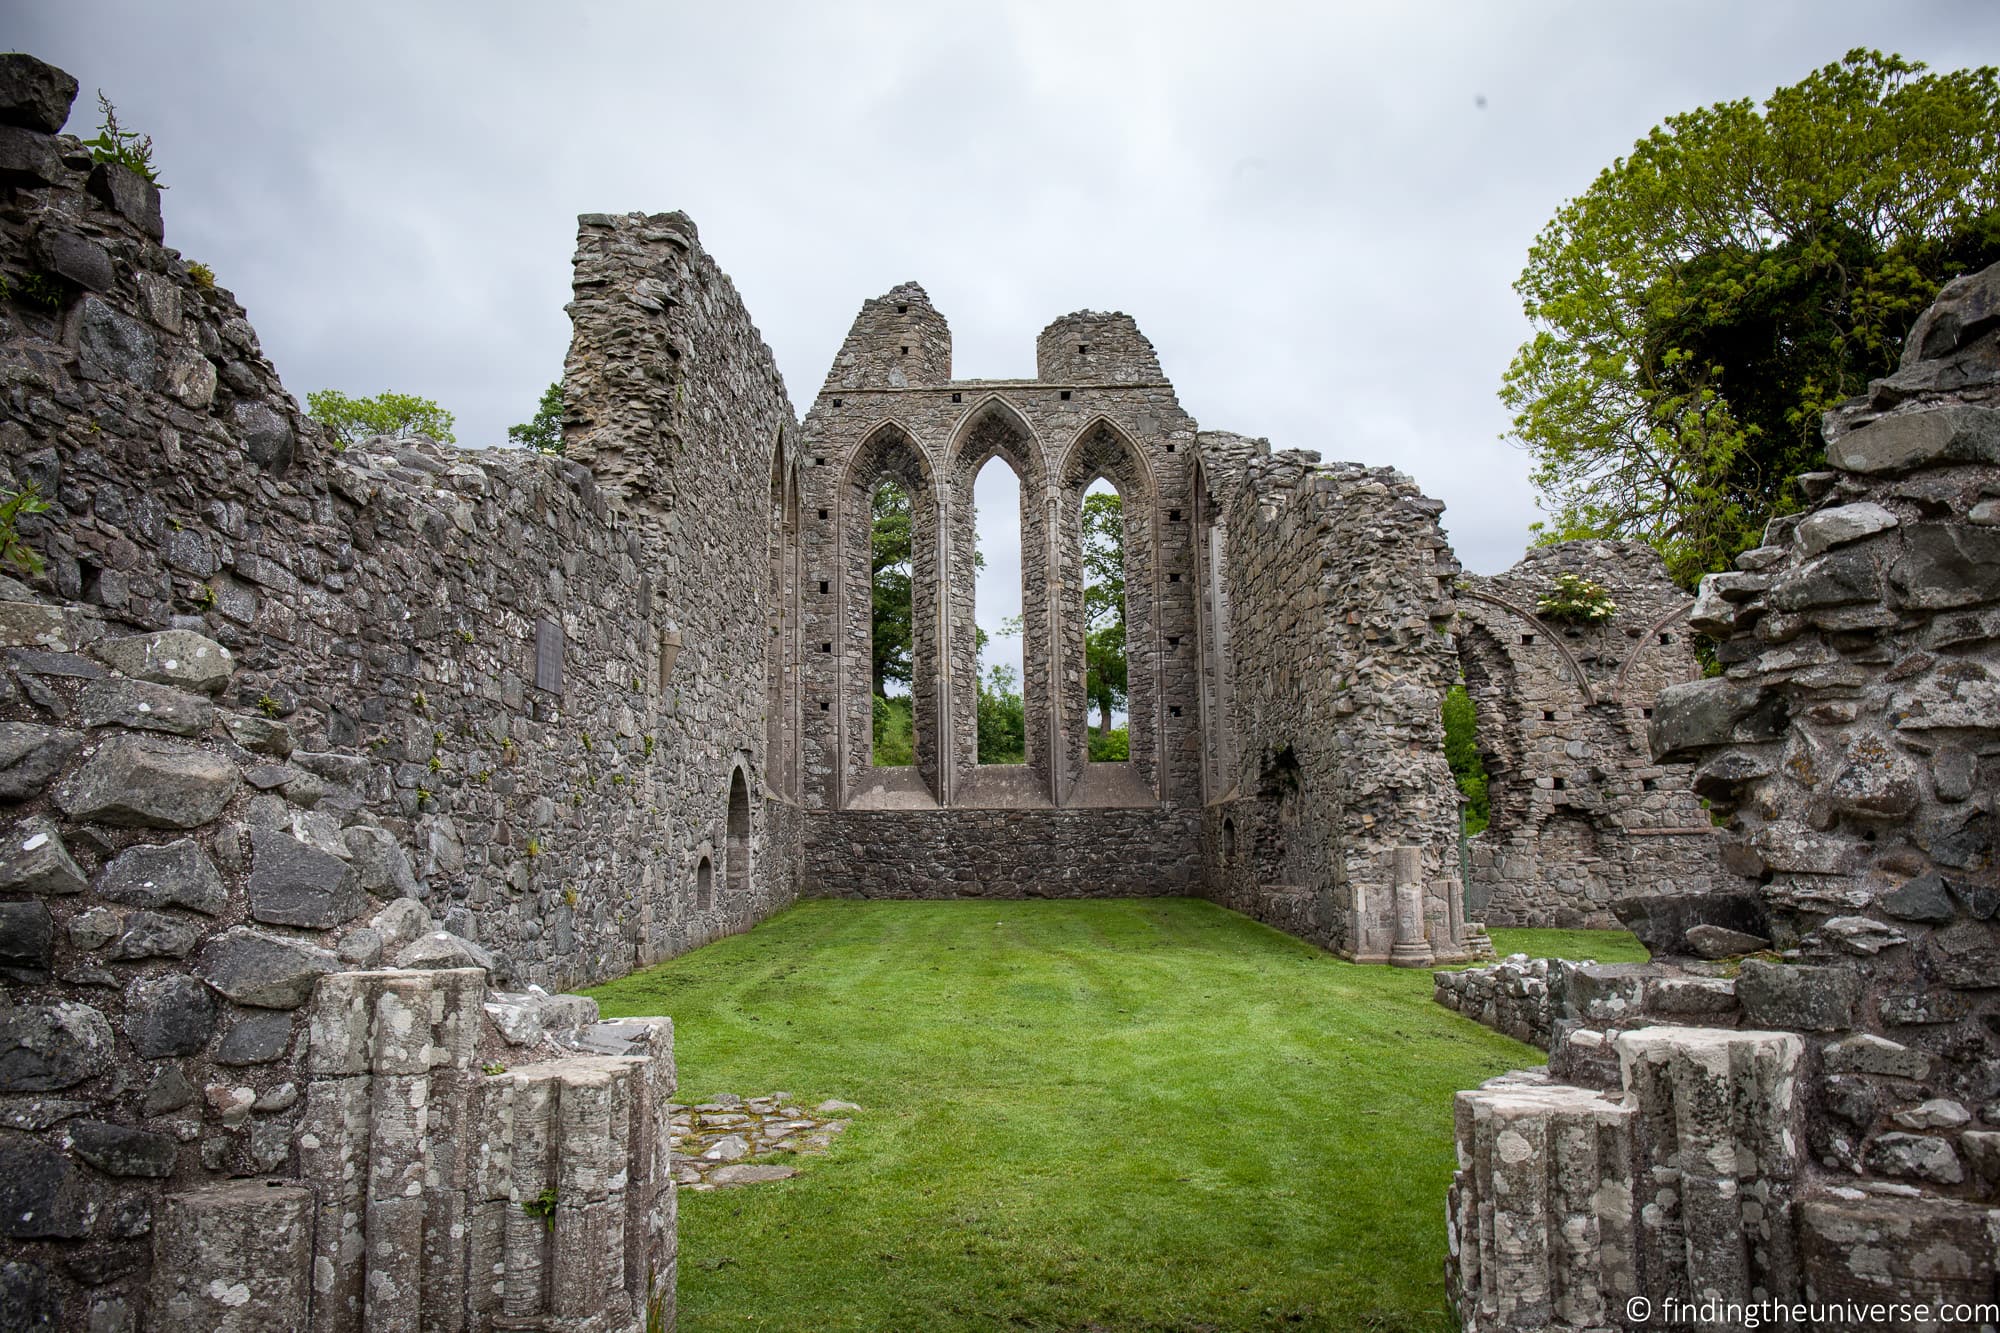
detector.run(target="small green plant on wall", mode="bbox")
[0,483,51,577]
[1536,572,1617,625]
[82,93,163,184]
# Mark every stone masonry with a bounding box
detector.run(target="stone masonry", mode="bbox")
[1442,263,2000,1331]
[16,44,1970,1330]
[1458,541,1723,927]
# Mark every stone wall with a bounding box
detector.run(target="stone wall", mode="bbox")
[1196,442,1485,963]
[805,808,1200,899]
[1443,263,2000,1331]
[1457,541,1721,927]
[0,57,803,1330]
[0,101,800,993]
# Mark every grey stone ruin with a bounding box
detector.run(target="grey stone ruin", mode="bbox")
[1440,262,2000,1329]
[3,44,1983,1331]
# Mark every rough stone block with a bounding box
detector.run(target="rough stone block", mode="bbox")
[194,927,338,1009]
[0,817,85,896]
[0,1000,114,1091]
[86,160,164,242]
[97,838,228,915]
[0,54,78,133]
[57,734,239,829]
[1827,405,2000,474]
[1823,1033,1930,1080]
[1735,960,1861,1031]
[123,973,217,1057]
[0,1138,86,1238]
[1649,678,1787,761]
[247,827,364,929]
[0,899,53,971]
[90,629,234,694]
[0,723,82,801]
[77,676,214,736]
[70,1120,178,1177]
[150,1180,313,1332]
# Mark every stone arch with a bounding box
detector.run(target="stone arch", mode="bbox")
[841,421,943,807]
[1610,599,1697,707]
[695,852,714,913]
[726,765,752,897]
[947,395,1053,800]
[1057,417,1159,803]
[1456,621,1526,832]
[1455,588,1596,706]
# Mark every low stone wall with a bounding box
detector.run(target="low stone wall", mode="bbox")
[1432,956,1568,1049]
[804,807,1201,898]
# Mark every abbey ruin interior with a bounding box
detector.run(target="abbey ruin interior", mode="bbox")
[0,52,1995,1331]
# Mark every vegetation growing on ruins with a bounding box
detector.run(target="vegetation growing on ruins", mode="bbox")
[508,380,565,454]
[1441,685,1489,834]
[82,92,162,185]
[1506,49,2000,585]
[589,898,1537,1332]
[1533,571,1618,625]
[0,482,51,579]
[306,389,457,447]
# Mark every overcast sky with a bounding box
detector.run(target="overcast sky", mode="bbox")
[17,1,1998,689]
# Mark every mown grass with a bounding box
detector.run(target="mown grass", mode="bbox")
[1486,926,1648,964]
[587,898,1541,1332]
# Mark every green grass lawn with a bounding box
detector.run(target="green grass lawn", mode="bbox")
[587,898,1541,1332]
[1486,927,1649,964]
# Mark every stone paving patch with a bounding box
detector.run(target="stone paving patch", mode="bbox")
[670,1091,858,1190]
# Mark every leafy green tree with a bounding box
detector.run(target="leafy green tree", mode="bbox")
[870,481,913,699]
[976,663,1027,765]
[1505,50,2000,585]
[871,694,914,766]
[307,390,457,448]
[1082,489,1128,739]
[1442,685,1490,835]
[508,381,564,455]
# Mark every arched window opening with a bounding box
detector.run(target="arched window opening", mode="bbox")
[870,477,916,766]
[695,856,713,912]
[726,768,751,897]
[1082,477,1128,762]
[1443,682,1491,836]
[973,456,1025,764]
[1222,817,1237,862]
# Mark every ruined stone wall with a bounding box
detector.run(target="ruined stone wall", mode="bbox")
[1195,442,1481,962]
[1457,541,1721,927]
[0,57,812,1329]
[1444,264,2000,1332]
[0,104,798,995]
[791,285,1206,890]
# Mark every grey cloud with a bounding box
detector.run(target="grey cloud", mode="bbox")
[17,0,1998,580]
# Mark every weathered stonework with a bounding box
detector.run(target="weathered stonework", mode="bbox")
[1443,263,2000,1330]
[1458,541,1721,927]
